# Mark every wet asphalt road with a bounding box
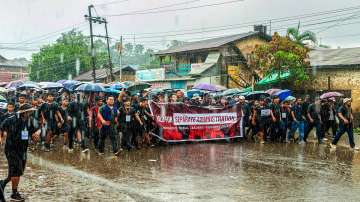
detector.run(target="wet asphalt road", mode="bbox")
[1,139,360,202]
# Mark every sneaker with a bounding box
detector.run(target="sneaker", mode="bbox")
[68,148,74,153]
[10,192,25,201]
[260,141,265,144]
[329,143,337,149]
[323,138,328,141]
[97,151,104,155]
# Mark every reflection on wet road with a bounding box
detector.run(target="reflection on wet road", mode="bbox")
[2,142,360,201]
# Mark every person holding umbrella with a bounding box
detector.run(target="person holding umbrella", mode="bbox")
[0,104,41,201]
[330,98,359,150]
[305,97,324,144]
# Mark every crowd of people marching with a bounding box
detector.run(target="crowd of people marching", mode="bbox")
[0,87,358,201]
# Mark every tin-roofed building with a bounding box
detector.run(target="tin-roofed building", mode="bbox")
[309,47,360,123]
[74,65,138,82]
[0,55,29,82]
[151,25,271,89]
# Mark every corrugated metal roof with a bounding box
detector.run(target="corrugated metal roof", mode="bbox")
[189,63,215,75]
[74,65,137,81]
[0,55,29,68]
[310,47,360,67]
[155,31,263,55]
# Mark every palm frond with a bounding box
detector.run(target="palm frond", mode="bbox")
[299,31,317,44]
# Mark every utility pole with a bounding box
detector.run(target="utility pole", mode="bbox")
[103,18,114,82]
[118,36,123,81]
[86,5,96,82]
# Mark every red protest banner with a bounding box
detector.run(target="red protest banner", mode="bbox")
[149,101,243,142]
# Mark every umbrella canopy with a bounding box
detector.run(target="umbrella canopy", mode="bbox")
[187,89,204,98]
[16,82,42,91]
[5,80,25,89]
[39,82,63,89]
[0,95,6,102]
[265,88,282,95]
[0,87,9,93]
[127,82,151,94]
[284,96,296,102]
[274,89,292,101]
[0,82,8,87]
[57,80,68,84]
[63,80,82,91]
[320,92,344,99]
[222,88,242,96]
[110,82,126,90]
[122,81,134,88]
[257,72,291,86]
[75,83,105,93]
[245,91,270,100]
[104,88,120,94]
[193,83,222,92]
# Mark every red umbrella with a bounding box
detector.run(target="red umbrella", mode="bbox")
[320,92,344,99]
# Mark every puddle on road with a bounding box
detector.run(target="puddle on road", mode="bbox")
[2,142,360,201]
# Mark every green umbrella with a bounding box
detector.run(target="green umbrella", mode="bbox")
[0,87,9,93]
[127,82,151,95]
[0,95,6,102]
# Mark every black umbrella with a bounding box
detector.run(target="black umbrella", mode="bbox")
[245,91,270,100]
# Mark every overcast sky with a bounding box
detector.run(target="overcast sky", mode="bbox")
[1,0,360,59]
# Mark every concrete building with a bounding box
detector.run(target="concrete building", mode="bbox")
[0,55,29,82]
[309,47,360,124]
[152,26,270,89]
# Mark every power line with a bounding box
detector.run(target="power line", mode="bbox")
[4,22,88,50]
[93,0,131,7]
[116,5,360,37]
[115,14,360,41]
[105,0,245,17]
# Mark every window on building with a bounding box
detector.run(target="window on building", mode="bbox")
[11,73,19,79]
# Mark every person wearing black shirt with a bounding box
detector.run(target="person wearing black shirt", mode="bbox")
[305,98,324,144]
[252,96,274,144]
[40,93,62,151]
[280,101,292,143]
[14,93,27,112]
[98,95,120,155]
[330,98,359,150]
[57,98,70,149]
[0,104,40,201]
[270,95,282,142]
[288,98,306,144]
[323,98,337,139]
[118,99,136,150]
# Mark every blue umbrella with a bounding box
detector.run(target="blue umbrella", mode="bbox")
[16,82,41,91]
[187,89,203,98]
[110,82,126,90]
[274,89,291,101]
[57,80,67,84]
[39,82,63,89]
[75,83,105,93]
[63,80,82,91]
[105,88,120,94]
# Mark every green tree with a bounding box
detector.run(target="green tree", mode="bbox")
[134,44,144,56]
[287,22,317,45]
[28,30,107,81]
[252,32,310,86]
